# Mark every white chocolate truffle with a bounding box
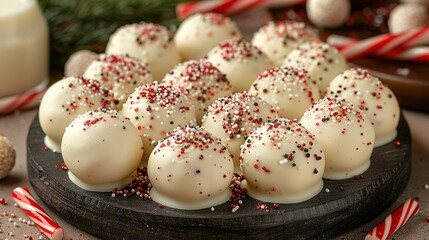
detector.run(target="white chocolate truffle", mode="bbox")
[83,54,153,109]
[248,66,320,120]
[251,21,320,67]
[64,50,98,77]
[121,82,197,165]
[201,92,279,170]
[0,135,16,180]
[206,39,273,92]
[38,76,116,152]
[106,22,180,81]
[283,41,348,96]
[326,68,400,147]
[62,109,143,192]
[300,97,375,180]
[162,59,233,122]
[388,3,429,33]
[148,125,234,210]
[174,13,242,61]
[306,0,351,28]
[240,119,325,203]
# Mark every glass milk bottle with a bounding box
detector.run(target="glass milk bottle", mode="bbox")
[0,0,49,97]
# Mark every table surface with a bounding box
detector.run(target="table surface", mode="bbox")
[0,108,428,240]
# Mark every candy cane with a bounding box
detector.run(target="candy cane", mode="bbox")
[365,198,420,240]
[176,0,305,19]
[327,27,429,60]
[327,34,429,62]
[0,79,48,115]
[12,186,64,240]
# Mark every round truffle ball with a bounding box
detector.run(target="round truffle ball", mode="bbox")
[39,76,116,152]
[174,13,242,61]
[162,59,234,122]
[106,22,180,81]
[64,50,98,77]
[388,3,428,33]
[121,82,197,165]
[240,119,325,203]
[148,124,234,210]
[0,135,16,180]
[306,0,351,28]
[326,68,400,147]
[300,97,375,180]
[62,109,143,192]
[248,66,320,120]
[283,41,348,96]
[83,54,153,109]
[251,21,320,67]
[201,92,279,171]
[206,39,273,92]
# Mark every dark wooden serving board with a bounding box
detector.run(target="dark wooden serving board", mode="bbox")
[27,115,411,240]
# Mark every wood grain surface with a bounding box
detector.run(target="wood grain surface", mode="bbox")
[27,114,411,240]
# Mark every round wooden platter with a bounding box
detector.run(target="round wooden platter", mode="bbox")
[351,58,429,112]
[27,115,411,240]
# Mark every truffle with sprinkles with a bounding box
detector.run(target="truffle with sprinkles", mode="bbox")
[201,92,279,171]
[106,22,180,81]
[38,76,116,152]
[174,12,242,61]
[206,39,273,92]
[327,68,400,147]
[300,97,375,180]
[62,108,143,192]
[240,119,325,203]
[283,40,348,96]
[83,54,153,109]
[162,59,234,122]
[121,82,197,165]
[251,21,320,67]
[148,124,234,210]
[249,66,320,120]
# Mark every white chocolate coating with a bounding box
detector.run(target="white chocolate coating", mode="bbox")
[148,125,234,210]
[162,59,233,122]
[248,66,320,120]
[251,21,319,67]
[106,22,180,81]
[240,119,325,203]
[388,3,429,33]
[201,92,279,171]
[174,13,242,61]
[300,97,375,180]
[38,76,116,152]
[121,82,197,165]
[326,68,400,147]
[84,54,153,109]
[61,109,143,192]
[283,41,348,96]
[206,39,273,92]
[306,0,351,28]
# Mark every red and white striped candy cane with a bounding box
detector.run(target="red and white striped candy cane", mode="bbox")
[12,186,64,240]
[177,0,305,19]
[0,79,48,115]
[365,198,420,240]
[327,35,429,62]
[327,27,429,60]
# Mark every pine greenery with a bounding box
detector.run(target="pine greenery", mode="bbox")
[39,0,194,70]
